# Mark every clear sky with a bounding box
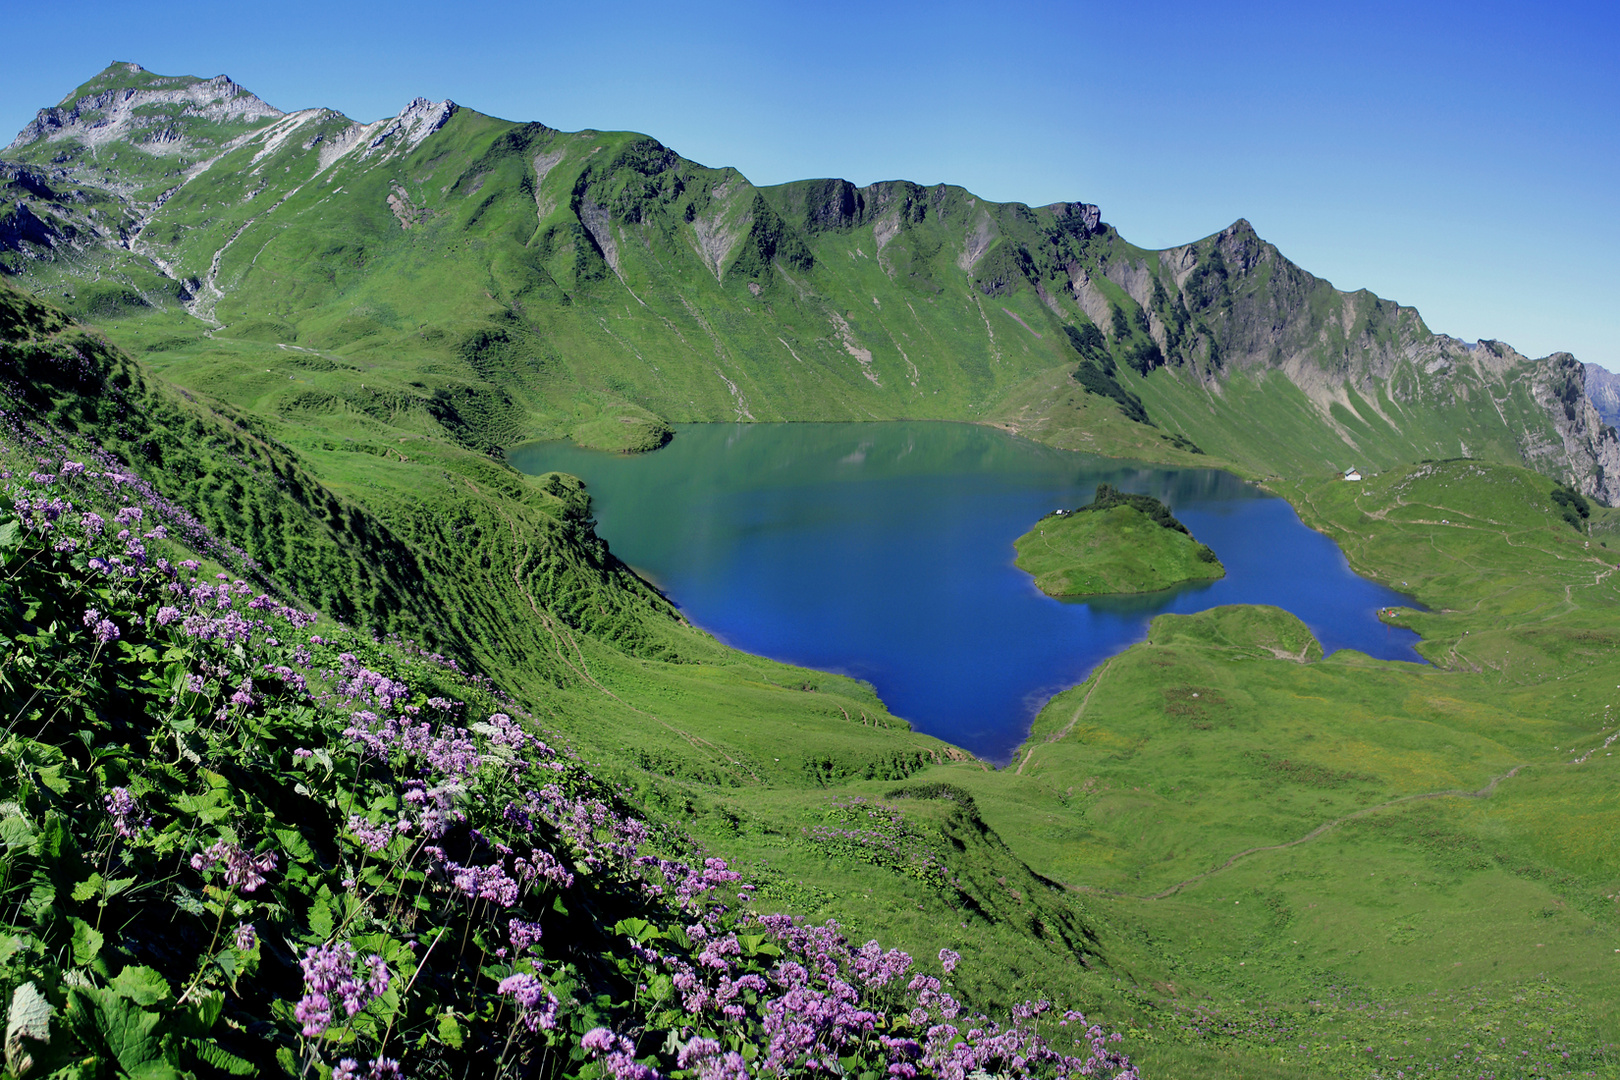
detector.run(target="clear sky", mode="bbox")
[4,0,1615,368]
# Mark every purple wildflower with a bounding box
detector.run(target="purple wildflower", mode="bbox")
[82,608,120,644]
[508,918,544,953]
[497,972,559,1032]
[103,787,150,838]
[297,941,390,1037]
[190,841,278,893]
[347,814,397,853]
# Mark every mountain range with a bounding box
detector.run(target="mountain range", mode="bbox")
[4,61,1617,500]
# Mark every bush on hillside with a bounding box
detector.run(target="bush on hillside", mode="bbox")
[1074,484,1189,536]
[1551,486,1591,530]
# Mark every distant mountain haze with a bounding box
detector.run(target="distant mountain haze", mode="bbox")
[4,63,1616,501]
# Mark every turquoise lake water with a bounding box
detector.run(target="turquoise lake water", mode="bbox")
[509,422,1422,763]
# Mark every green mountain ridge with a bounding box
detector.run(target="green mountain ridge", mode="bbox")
[3,62,1617,504]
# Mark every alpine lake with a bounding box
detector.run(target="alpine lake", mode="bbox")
[509,422,1421,764]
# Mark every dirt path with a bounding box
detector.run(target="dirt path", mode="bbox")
[1075,764,1525,901]
[1014,659,1113,775]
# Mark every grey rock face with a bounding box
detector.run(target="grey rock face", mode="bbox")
[8,72,283,155]
[361,98,457,159]
[1583,363,1620,428]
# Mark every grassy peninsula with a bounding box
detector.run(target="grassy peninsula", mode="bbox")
[1014,484,1224,595]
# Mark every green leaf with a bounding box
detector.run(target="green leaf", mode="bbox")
[34,764,70,795]
[0,519,21,551]
[111,966,172,1008]
[23,881,55,921]
[71,874,103,902]
[172,991,223,1040]
[436,1010,464,1050]
[191,1039,255,1075]
[273,826,315,864]
[171,890,207,917]
[5,981,53,1076]
[69,986,167,1074]
[69,917,103,966]
[0,801,36,850]
[308,890,335,939]
[102,876,137,900]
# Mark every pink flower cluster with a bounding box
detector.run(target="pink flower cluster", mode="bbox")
[331,1057,403,1080]
[295,940,391,1038]
[190,841,278,894]
[102,787,149,838]
[496,972,559,1032]
[81,607,120,644]
[582,1028,659,1080]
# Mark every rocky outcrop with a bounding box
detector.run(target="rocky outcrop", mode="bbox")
[1584,363,1620,428]
[799,178,865,233]
[1046,201,1101,235]
[1531,354,1620,501]
[8,66,282,155]
[0,164,120,258]
[361,98,457,160]
[0,202,63,250]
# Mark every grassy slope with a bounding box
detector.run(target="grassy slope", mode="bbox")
[0,278,971,794]
[900,460,1620,1073]
[1014,504,1224,596]
[5,279,1161,1046]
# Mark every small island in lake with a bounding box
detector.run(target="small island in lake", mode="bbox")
[1014,484,1225,596]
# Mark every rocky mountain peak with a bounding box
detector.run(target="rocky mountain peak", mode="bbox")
[361,96,457,158]
[8,64,282,155]
[1048,201,1103,234]
[1584,362,1620,428]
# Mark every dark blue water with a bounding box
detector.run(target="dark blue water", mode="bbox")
[509,422,1421,763]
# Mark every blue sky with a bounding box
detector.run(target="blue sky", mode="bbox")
[4,0,1615,368]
